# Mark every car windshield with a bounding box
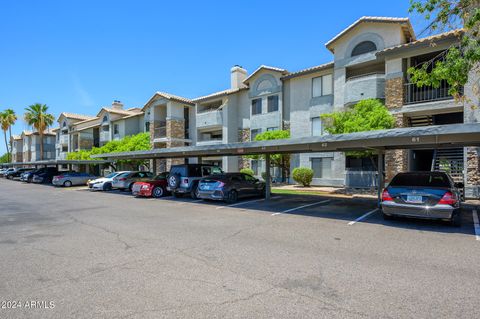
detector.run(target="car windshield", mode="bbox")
[105,172,118,178]
[390,173,451,188]
[154,173,168,180]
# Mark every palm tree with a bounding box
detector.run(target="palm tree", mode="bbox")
[0,111,10,162]
[24,103,54,160]
[3,109,17,162]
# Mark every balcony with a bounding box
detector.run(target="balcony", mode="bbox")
[196,138,223,146]
[59,134,69,145]
[344,73,385,105]
[404,81,461,105]
[153,121,167,140]
[99,131,110,142]
[196,109,223,129]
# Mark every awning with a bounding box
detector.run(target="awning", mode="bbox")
[91,123,480,160]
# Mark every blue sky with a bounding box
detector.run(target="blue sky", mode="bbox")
[0,0,427,154]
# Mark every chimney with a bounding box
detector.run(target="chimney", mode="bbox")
[231,65,247,89]
[111,100,124,110]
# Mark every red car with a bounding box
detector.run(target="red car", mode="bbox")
[131,172,169,198]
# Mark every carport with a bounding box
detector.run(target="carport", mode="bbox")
[4,159,113,172]
[91,123,480,204]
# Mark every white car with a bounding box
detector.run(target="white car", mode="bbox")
[88,171,128,191]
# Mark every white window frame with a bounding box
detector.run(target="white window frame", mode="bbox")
[312,74,333,97]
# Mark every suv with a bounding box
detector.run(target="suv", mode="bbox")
[167,164,223,199]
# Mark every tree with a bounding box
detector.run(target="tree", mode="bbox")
[3,109,17,161]
[0,153,9,163]
[321,99,395,165]
[67,132,151,167]
[246,129,291,182]
[0,112,10,162]
[408,0,479,99]
[24,103,55,160]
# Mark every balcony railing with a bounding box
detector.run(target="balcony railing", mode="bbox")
[404,81,462,105]
[153,121,167,139]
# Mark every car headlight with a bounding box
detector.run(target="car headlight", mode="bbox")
[141,184,150,190]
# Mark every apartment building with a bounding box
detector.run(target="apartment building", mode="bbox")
[142,16,478,197]
[17,130,56,162]
[11,135,23,162]
[55,100,145,157]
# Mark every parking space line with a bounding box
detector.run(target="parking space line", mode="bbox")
[347,208,379,225]
[473,210,480,241]
[216,196,280,209]
[271,200,330,216]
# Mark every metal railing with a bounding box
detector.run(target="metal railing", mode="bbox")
[404,81,461,105]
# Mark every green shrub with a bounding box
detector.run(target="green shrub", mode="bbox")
[292,167,314,187]
[240,168,254,176]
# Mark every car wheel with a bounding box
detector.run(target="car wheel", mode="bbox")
[152,186,165,198]
[191,183,199,199]
[226,190,238,204]
[103,183,112,191]
[63,180,72,187]
[450,212,462,227]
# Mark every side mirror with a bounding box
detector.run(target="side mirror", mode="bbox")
[454,182,464,189]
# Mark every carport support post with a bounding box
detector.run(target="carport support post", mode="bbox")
[265,153,271,200]
[377,150,384,207]
[152,159,157,175]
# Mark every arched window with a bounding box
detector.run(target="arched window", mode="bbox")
[351,41,377,56]
[62,121,66,127]
[103,115,108,122]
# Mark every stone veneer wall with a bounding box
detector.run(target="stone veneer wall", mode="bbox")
[385,77,404,108]
[384,77,408,182]
[466,147,480,194]
[238,128,250,169]
[166,119,185,170]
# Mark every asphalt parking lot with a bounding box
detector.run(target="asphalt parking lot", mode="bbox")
[1,179,479,318]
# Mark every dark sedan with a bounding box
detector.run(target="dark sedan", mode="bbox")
[381,171,463,226]
[5,168,33,180]
[197,173,265,203]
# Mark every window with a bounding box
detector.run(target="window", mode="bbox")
[145,122,150,132]
[244,174,257,183]
[251,98,262,115]
[267,95,279,112]
[351,41,377,56]
[102,115,108,122]
[311,117,323,136]
[251,129,261,141]
[312,74,333,97]
[113,124,119,135]
[311,158,332,179]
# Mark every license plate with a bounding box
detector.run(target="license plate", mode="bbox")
[132,185,141,192]
[202,185,212,191]
[406,195,423,203]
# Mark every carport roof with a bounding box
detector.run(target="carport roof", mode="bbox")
[91,123,480,160]
[4,160,113,167]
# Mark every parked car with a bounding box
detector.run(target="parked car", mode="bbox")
[167,164,223,199]
[88,171,129,191]
[0,168,9,177]
[23,167,58,183]
[5,168,34,180]
[32,168,59,184]
[381,171,463,226]
[112,171,154,192]
[1,168,15,177]
[52,172,97,187]
[197,173,265,203]
[132,172,169,198]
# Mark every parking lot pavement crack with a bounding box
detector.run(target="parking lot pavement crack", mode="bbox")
[58,211,134,250]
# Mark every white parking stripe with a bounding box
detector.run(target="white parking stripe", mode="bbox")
[216,196,280,209]
[272,200,330,216]
[348,208,379,225]
[472,210,480,241]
